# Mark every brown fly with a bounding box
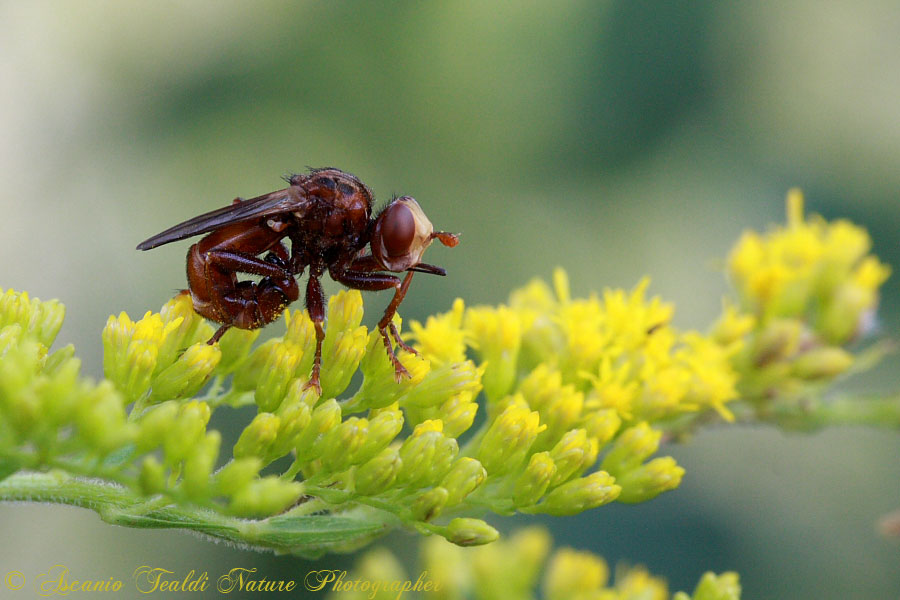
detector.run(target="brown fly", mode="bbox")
[137,168,458,393]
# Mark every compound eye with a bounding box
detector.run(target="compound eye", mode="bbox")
[382,202,416,257]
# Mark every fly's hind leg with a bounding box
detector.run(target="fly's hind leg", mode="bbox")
[195,246,299,341]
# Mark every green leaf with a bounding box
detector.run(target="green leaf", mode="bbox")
[0,472,386,557]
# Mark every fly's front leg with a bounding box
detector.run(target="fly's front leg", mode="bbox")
[379,271,416,356]
[303,271,326,394]
[331,260,415,381]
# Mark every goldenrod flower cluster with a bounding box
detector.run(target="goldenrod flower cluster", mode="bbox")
[329,526,740,600]
[0,274,723,547]
[0,190,892,554]
[722,190,890,402]
[0,289,301,517]
[411,269,737,515]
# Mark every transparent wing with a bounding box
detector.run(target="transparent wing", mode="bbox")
[137,189,304,250]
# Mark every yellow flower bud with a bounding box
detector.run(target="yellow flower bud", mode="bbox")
[121,340,158,404]
[227,476,302,517]
[520,364,585,449]
[293,399,342,461]
[444,518,499,547]
[253,341,308,412]
[352,408,404,466]
[543,548,609,600]
[751,319,803,367]
[348,548,408,594]
[76,381,134,453]
[0,323,26,358]
[311,290,368,399]
[397,421,459,488]
[267,397,313,460]
[231,338,279,392]
[459,526,551,597]
[162,400,210,466]
[183,431,221,500]
[283,307,315,349]
[39,347,82,426]
[214,327,260,374]
[214,457,263,497]
[465,305,523,401]
[436,392,479,438]
[135,401,179,453]
[711,301,755,347]
[102,309,182,402]
[319,416,372,473]
[690,571,741,600]
[320,326,367,399]
[149,342,221,403]
[0,288,65,348]
[615,456,685,503]
[0,339,41,435]
[616,566,668,598]
[410,486,449,521]
[477,401,545,476]
[600,422,661,476]
[819,283,878,344]
[399,360,482,410]
[155,298,201,372]
[441,457,487,506]
[325,289,365,335]
[509,527,553,584]
[513,451,557,508]
[233,412,280,461]
[548,429,599,486]
[353,329,429,411]
[138,456,166,496]
[581,408,621,445]
[354,446,402,496]
[792,347,853,380]
[537,471,620,516]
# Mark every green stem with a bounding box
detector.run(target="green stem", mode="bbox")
[766,394,900,431]
[281,456,305,481]
[127,396,149,422]
[302,484,410,522]
[664,393,900,435]
[201,374,225,402]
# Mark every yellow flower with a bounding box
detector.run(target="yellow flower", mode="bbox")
[583,357,639,420]
[727,189,889,340]
[409,297,467,365]
[102,309,184,403]
[544,547,609,599]
[0,288,65,349]
[677,333,738,421]
[465,304,524,401]
[519,364,584,446]
[616,566,669,600]
[711,300,756,348]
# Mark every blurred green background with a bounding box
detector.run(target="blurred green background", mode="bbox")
[1,1,899,598]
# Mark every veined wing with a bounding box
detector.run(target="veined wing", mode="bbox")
[137,188,304,250]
